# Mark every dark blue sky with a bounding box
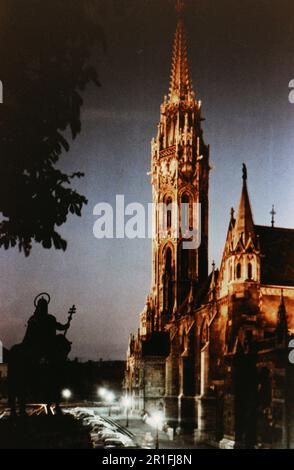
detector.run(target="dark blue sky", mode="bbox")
[1,0,294,359]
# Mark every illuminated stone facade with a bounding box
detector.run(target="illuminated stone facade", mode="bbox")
[124,8,294,449]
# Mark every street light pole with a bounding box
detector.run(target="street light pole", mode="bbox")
[105,390,115,417]
[156,423,159,449]
[151,411,163,450]
[122,395,131,428]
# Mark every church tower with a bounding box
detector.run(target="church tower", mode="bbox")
[148,1,210,331]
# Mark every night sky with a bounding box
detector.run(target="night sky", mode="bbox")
[1,0,294,360]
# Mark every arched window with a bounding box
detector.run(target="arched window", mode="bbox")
[165,196,172,230]
[247,262,252,280]
[180,244,190,303]
[236,262,242,279]
[181,193,191,232]
[164,247,174,315]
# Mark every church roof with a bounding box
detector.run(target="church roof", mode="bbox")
[255,225,294,286]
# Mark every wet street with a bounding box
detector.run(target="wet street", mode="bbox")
[0,403,216,449]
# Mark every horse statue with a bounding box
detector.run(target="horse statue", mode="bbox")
[8,293,76,416]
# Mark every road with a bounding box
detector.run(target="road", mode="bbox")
[97,407,214,449]
[1,402,215,449]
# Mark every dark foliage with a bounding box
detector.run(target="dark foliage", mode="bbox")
[0,0,104,255]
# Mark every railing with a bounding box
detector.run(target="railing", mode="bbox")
[159,145,176,159]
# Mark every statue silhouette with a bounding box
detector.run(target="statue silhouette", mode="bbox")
[8,293,76,417]
[22,294,70,362]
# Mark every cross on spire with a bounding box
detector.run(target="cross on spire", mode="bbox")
[270,204,276,228]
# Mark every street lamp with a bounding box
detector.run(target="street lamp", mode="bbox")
[105,391,115,416]
[122,395,131,427]
[151,411,164,449]
[98,387,107,400]
[61,388,72,402]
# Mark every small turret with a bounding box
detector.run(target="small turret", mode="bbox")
[234,163,254,248]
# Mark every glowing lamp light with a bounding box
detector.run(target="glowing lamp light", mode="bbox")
[98,387,107,399]
[62,388,72,400]
[150,411,165,450]
[105,391,115,403]
[151,411,164,427]
[122,395,131,408]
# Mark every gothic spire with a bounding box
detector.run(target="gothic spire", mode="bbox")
[169,2,193,103]
[209,261,217,301]
[234,163,254,245]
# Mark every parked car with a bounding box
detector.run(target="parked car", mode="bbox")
[91,424,105,433]
[92,440,104,449]
[104,438,124,448]
[97,431,118,440]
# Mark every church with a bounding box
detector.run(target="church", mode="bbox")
[124,3,294,449]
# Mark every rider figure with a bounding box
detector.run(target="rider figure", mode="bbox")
[22,296,70,360]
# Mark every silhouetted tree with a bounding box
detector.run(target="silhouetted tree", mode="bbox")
[0,0,104,255]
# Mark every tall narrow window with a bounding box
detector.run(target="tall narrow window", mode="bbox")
[164,247,174,315]
[166,196,172,230]
[236,262,242,279]
[180,244,190,303]
[248,262,252,280]
[181,193,190,233]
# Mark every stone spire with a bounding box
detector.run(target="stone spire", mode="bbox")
[234,163,254,245]
[169,2,193,103]
[208,261,217,301]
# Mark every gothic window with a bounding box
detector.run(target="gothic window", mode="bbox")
[163,247,174,315]
[165,196,172,230]
[180,243,190,302]
[247,262,252,280]
[236,262,241,279]
[181,192,191,231]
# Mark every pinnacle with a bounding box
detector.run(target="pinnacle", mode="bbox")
[234,165,254,245]
[169,17,193,103]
